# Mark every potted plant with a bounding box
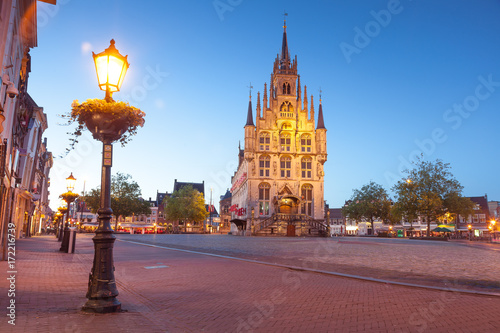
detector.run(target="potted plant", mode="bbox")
[63,98,145,152]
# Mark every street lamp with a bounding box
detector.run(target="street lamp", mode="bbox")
[83,40,130,314]
[93,39,129,102]
[66,172,76,192]
[60,174,79,252]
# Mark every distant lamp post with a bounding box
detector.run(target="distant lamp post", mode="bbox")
[60,174,79,252]
[55,209,65,239]
[468,224,472,241]
[83,40,131,314]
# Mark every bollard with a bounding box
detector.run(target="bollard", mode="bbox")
[68,227,77,253]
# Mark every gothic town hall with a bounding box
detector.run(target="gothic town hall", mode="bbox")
[230,21,328,237]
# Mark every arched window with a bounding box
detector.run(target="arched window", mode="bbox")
[259,155,270,177]
[301,184,313,216]
[279,102,294,118]
[301,134,311,153]
[280,101,294,112]
[259,183,271,216]
[280,134,291,152]
[259,132,270,151]
[282,82,291,94]
[301,157,312,178]
[280,156,291,178]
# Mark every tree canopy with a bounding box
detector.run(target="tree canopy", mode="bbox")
[392,158,469,236]
[83,172,151,229]
[163,185,207,232]
[342,181,392,232]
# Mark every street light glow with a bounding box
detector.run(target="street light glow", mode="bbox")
[92,39,129,99]
[66,173,76,192]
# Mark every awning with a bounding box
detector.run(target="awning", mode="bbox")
[230,219,247,228]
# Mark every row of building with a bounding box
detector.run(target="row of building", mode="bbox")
[328,195,499,238]
[0,0,56,260]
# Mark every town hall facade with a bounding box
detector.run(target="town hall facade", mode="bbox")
[230,21,328,236]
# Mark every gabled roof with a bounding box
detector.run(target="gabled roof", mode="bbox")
[174,179,205,196]
[220,189,232,201]
[156,191,170,205]
[468,196,490,218]
[328,208,344,219]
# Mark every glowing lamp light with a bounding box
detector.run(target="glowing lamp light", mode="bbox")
[93,39,129,101]
[66,173,76,192]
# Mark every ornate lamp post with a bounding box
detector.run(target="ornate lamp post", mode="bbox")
[83,40,130,313]
[55,209,65,238]
[57,199,68,241]
[60,173,79,252]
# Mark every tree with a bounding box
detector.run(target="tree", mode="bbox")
[444,192,475,225]
[391,178,419,232]
[83,172,151,230]
[392,158,464,237]
[163,185,207,232]
[342,181,392,234]
[83,188,101,214]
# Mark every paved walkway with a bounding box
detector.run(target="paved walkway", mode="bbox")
[1,235,499,332]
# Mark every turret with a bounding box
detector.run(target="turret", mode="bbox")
[316,97,327,164]
[244,95,256,156]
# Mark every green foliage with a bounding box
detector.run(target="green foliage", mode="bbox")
[392,158,465,236]
[163,185,208,231]
[342,181,392,226]
[82,172,151,228]
[444,192,475,224]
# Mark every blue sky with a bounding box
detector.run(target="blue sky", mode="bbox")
[30,0,500,209]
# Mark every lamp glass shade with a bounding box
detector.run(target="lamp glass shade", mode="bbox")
[93,40,129,93]
[66,173,76,192]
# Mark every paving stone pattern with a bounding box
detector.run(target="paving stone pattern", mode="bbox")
[117,234,500,292]
[0,235,499,333]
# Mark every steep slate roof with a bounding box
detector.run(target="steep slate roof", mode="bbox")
[468,196,490,218]
[173,179,205,196]
[220,189,232,201]
[245,97,254,126]
[317,101,326,129]
[328,208,344,219]
[156,191,170,205]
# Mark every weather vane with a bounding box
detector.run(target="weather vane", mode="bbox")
[319,87,323,101]
[248,82,253,99]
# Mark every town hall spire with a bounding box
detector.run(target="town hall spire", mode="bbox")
[280,12,291,69]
